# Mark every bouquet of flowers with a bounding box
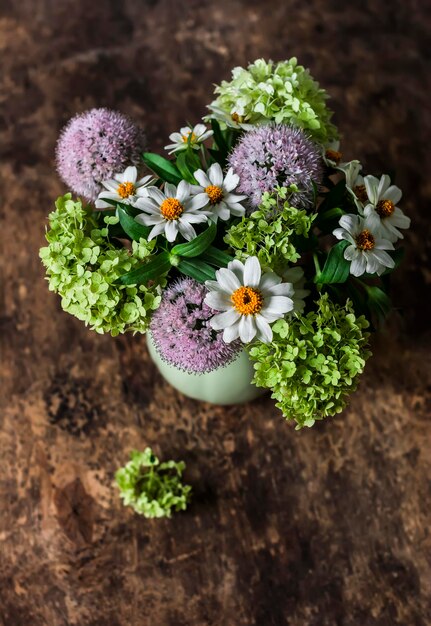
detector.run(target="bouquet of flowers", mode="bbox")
[40,58,410,429]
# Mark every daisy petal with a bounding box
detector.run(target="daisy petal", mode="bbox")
[238,315,256,343]
[243,256,261,287]
[215,268,241,292]
[165,220,179,242]
[204,291,232,311]
[223,322,240,343]
[210,309,241,330]
[255,315,273,343]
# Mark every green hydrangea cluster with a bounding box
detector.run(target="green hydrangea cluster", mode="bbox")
[207,57,338,144]
[224,187,315,272]
[39,194,162,336]
[247,295,372,429]
[115,448,192,518]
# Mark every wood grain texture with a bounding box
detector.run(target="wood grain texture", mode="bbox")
[0,1,430,624]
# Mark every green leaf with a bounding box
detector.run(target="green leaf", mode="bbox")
[315,206,345,232]
[364,285,392,324]
[117,207,150,241]
[211,118,227,153]
[316,241,350,284]
[199,245,233,268]
[178,259,216,282]
[117,252,171,286]
[175,150,202,184]
[142,152,182,185]
[171,222,217,258]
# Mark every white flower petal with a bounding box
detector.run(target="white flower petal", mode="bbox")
[176,180,191,202]
[222,321,240,343]
[165,220,179,242]
[148,187,166,204]
[384,185,402,204]
[243,256,261,288]
[187,194,210,211]
[238,315,256,343]
[339,214,360,234]
[223,168,240,192]
[178,220,197,241]
[210,309,241,330]
[259,272,281,292]
[164,183,177,198]
[350,254,367,277]
[227,259,245,284]
[194,169,211,188]
[262,295,294,317]
[204,291,232,311]
[208,163,223,186]
[123,166,137,183]
[216,268,241,293]
[265,282,294,297]
[147,222,167,240]
[255,315,273,343]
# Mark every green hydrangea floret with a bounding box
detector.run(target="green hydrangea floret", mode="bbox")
[247,295,372,429]
[206,57,338,144]
[39,194,163,336]
[224,187,316,272]
[115,448,192,518]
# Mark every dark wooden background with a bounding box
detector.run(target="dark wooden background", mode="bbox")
[1,1,430,624]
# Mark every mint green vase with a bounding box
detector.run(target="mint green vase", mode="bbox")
[147,333,265,405]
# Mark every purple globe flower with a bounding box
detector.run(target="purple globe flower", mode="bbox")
[56,108,146,201]
[228,124,323,209]
[150,278,241,374]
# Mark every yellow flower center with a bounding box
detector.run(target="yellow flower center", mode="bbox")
[231,112,243,123]
[354,185,368,203]
[160,197,184,221]
[117,181,136,199]
[182,131,197,143]
[231,286,263,316]
[205,184,224,205]
[356,229,375,251]
[376,199,395,218]
[326,149,342,164]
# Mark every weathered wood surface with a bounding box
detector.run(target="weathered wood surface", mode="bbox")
[0,1,430,624]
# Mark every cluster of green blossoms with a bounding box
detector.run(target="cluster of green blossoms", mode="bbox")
[115,448,192,518]
[39,194,162,336]
[207,58,338,144]
[224,187,315,273]
[247,295,372,429]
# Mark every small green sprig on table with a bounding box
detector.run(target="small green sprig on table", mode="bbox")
[115,448,192,518]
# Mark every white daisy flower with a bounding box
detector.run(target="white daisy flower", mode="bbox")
[362,174,411,243]
[333,214,395,277]
[204,256,294,344]
[337,160,368,212]
[164,124,213,155]
[134,181,210,243]
[95,166,155,209]
[192,163,247,222]
[281,266,309,314]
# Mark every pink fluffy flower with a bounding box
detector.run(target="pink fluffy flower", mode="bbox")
[228,123,323,209]
[56,108,146,201]
[150,278,241,374]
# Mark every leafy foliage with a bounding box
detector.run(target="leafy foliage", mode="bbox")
[247,295,372,429]
[206,57,338,144]
[39,194,162,336]
[115,448,192,518]
[224,187,316,272]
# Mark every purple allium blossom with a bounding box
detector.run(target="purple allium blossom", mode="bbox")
[150,278,241,374]
[228,124,323,209]
[56,108,146,201]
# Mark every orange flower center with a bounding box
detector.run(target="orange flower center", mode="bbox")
[205,184,224,205]
[231,112,243,123]
[326,149,342,164]
[356,229,375,251]
[182,131,197,143]
[231,286,263,316]
[117,181,136,199]
[354,185,368,204]
[160,197,184,221]
[376,199,395,218]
